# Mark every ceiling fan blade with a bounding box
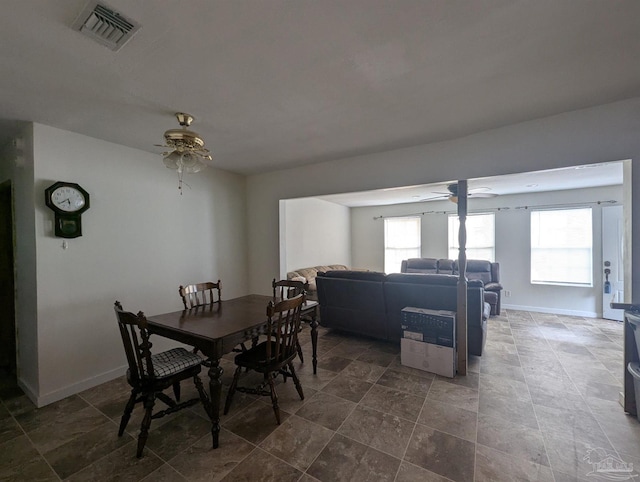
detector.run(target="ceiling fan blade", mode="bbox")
[469,192,498,198]
[420,194,450,201]
[468,186,491,194]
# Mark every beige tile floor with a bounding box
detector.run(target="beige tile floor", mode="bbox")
[1,310,639,481]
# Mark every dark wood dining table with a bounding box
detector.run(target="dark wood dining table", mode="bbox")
[146,294,319,448]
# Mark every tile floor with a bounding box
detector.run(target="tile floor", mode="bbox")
[1,310,639,481]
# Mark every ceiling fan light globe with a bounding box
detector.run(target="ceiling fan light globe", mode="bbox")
[163,150,182,169]
[185,162,204,174]
[180,152,198,168]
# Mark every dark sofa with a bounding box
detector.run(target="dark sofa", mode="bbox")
[401,258,503,315]
[316,270,490,356]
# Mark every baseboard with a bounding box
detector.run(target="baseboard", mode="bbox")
[501,303,599,318]
[30,365,127,408]
[16,378,39,406]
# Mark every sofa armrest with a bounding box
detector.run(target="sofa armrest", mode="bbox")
[484,282,503,292]
[491,262,500,283]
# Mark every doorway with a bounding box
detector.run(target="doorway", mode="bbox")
[0,180,16,379]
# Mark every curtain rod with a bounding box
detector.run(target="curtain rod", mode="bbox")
[513,200,617,210]
[372,200,618,220]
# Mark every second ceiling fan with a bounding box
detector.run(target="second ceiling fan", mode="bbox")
[421,183,498,202]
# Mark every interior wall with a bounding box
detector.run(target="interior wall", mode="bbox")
[280,197,350,277]
[0,124,38,396]
[246,98,640,307]
[351,185,622,317]
[30,124,247,406]
[623,159,633,301]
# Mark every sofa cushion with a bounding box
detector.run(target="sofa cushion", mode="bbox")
[326,264,349,272]
[437,259,456,275]
[462,259,494,285]
[403,258,438,273]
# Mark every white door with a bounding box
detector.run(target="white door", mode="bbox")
[602,205,624,321]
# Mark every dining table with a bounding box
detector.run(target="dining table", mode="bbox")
[146,294,319,448]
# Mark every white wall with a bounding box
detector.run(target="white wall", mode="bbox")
[351,185,622,317]
[22,124,247,406]
[280,197,350,277]
[246,98,640,307]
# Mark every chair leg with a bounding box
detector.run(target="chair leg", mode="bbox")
[193,374,209,415]
[266,372,281,424]
[137,393,155,458]
[172,381,181,401]
[296,340,304,363]
[118,388,138,436]
[289,362,304,401]
[224,366,242,415]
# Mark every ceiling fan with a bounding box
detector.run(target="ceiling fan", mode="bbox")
[420,183,498,202]
[154,112,213,193]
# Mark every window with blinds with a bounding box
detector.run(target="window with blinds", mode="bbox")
[448,213,495,262]
[384,216,421,273]
[530,207,593,286]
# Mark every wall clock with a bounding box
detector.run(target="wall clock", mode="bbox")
[44,181,90,238]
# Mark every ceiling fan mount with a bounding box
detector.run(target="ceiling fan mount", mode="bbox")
[420,183,498,202]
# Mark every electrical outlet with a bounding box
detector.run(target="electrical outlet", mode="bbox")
[504,290,512,297]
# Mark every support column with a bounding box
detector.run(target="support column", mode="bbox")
[457,180,468,376]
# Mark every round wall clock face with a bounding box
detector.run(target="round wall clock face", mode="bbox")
[50,186,86,212]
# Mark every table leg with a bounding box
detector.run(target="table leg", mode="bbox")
[310,309,319,374]
[207,358,223,448]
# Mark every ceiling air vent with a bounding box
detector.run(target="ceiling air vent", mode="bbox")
[72,2,141,51]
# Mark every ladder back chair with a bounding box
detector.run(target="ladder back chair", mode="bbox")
[272,278,308,362]
[224,294,305,424]
[272,278,308,301]
[179,280,245,354]
[179,280,221,309]
[114,301,210,458]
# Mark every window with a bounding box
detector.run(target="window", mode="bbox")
[530,208,593,286]
[384,216,421,273]
[448,213,495,261]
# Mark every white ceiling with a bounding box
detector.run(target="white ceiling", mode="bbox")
[1,1,639,177]
[316,161,624,207]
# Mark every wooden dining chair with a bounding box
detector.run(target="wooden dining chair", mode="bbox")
[224,294,305,424]
[179,280,221,309]
[272,278,308,362]
[272,278,308,302]
[113,301,210,458]
[179,280,248,355]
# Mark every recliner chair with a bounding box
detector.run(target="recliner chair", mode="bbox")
[401,258,503,315]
